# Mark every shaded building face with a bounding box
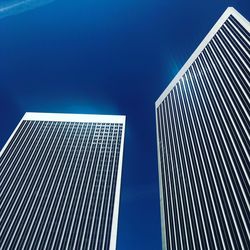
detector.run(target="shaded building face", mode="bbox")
[156,8,250,250]
[0,112,125,250]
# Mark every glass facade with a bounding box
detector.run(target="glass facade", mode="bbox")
[156,8,249,250]
[0,113,125,250]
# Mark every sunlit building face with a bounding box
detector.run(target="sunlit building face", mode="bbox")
[156,7,249,250]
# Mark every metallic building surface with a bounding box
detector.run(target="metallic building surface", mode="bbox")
[0,112,125,250]
[156,7,250,250]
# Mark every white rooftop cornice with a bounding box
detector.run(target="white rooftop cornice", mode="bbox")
[155,7,249,108]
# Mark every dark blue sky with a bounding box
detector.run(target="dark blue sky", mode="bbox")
[0,1,249,249]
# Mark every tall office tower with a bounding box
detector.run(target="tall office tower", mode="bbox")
[155,7,249,250]
[0,112,125,250]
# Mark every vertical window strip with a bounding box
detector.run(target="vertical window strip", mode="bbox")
[102,128,120,250]
[72,124,100,249]
[181,73,212,249]
[57,123,88,249]
[175,83,202,249]
[0,121,44,227]
[89,125,111,248]
[214,34,250,113]
[176,80,205,249]
[8,121,58,248]
[161,101,177,248]
[158,106,169,244]
[38,122,79,249]
[80,125,110,249]
[0,121,37,186]
[14,122,63,249]
[223,24,249,64]
[158,105,171,250]
[202,50,249,176]
[169,91,190,250]
[20,122,67,248]
[29,122,73,249]
[0,121,46,248]
[96,132,113,249]
[219,38,250,98]
[187,65,226,248]
[172,86,199,249]
[105,143,121,250]
[229,16,250,42]
[204,46,250,247]
[221,24,250,69]
[0,121,49,247]
[208,38,250,178]
[225,19,250,50]
[77,124,103,248]
[101,126,120,250]
[51,123,85,249]
[65,123,94,249]
[192,60,236,248]
[208,39,250,140]
[216,30,250,88]
[166,95,184,250]
[100,127,116,249]
[196,56,247,246]
[204,46,250,204]
[199,52,245,249]
[92,125,115,250]
[42,122,81,249]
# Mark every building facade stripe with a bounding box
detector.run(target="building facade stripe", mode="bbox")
[7,121,57,248]
[14,122,64,249]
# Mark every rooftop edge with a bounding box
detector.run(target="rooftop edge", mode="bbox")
[155,7,249,108]
[23,112,126,124]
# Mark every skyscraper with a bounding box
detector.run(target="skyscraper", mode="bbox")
[156,7,249,250]
[0,112,125,250]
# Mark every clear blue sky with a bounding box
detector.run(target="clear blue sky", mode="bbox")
[0,1,249,249]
